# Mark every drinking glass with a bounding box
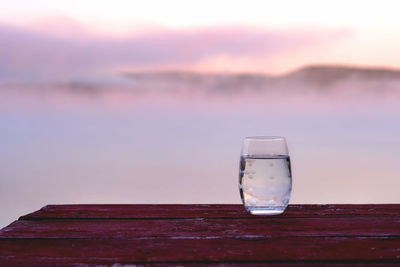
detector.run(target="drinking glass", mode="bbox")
[239,136,292,215]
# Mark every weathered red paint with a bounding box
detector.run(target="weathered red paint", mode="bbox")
[20,204,400,219]
[0,204,399,265]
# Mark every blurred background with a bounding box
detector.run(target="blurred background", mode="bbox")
[1,0,400,227]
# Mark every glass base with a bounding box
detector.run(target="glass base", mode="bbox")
[246,207,285,215]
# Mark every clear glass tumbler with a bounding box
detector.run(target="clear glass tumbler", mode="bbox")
[239,136,292,215]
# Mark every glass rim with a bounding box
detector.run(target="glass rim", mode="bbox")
[244,136,286,141]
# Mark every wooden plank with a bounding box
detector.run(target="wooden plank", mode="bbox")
[1,262,398,267]
[0,262,398,267]
[1,217,400,239]
[20,204,400,220]
[0,237,399,264]
[1,204,399,265]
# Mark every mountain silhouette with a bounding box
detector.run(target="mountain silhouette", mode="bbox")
[280,65,400,86]
[122,65,400,93]
[2,65,400,99]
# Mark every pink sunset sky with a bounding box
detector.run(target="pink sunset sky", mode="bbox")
[2,1,400,229]
[1,0,400,78]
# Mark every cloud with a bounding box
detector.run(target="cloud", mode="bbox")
[0,21,352,80]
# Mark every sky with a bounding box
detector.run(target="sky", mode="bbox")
[1,0,400,227]
[1,0,400,78]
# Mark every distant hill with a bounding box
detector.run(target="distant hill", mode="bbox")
[2,65,399,100]
[122,65,400,92]
[280,65,400,86]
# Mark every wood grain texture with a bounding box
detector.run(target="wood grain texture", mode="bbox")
[1,217,400,239]
[0,204,399,265]
[0,237,400,264]
[20,204,400,219]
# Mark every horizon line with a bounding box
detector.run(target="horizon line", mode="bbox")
[119,63,400,77]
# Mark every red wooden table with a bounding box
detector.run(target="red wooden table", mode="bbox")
[0,204,399,265]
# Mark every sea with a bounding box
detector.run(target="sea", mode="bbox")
[1,69,400,227]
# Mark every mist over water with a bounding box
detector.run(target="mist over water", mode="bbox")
[1,67,400,227]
